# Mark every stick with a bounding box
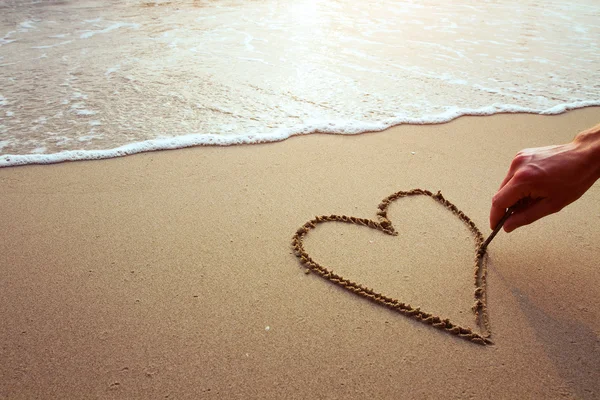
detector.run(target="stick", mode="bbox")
[479,198,531,254]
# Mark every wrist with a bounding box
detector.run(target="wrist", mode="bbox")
[573,123,600,181]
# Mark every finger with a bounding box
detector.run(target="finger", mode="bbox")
[498,170,514,191]
[503,200,556,232]
[498,150,530,190]
[490,173,516,229]
[490,201,506,230]
[490,177,530,229]
[494,177,533,209]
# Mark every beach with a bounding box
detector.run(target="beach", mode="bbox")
[2,0,600,397]
[1,108,599,399]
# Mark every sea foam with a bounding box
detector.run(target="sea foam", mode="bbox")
[0,0,599,167]
[3,101,600,168]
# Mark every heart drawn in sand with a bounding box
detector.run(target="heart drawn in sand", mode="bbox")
[291,189,492,345]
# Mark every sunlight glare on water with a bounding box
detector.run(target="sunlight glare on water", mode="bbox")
[0,0,599,165]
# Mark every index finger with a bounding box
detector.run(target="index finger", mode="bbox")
[490,178,531,229]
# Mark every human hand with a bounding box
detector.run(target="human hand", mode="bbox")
[490,127,600,232]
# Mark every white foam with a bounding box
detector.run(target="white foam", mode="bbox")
[77,135,97,142]
[80,22,140,39]
[2,100,599,168]
[105,65,121,77]
[31,40,72,49]
[75,109,97,116]
[69,100,96,116]
[18,20,37,32]
[238,57,272,65]
[1,0,599,167]
[0,31,16,47]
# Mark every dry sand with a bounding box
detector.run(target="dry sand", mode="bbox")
[1,108,599,399]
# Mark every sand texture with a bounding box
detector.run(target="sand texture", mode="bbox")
[291,188,492,345]
[1,108,600,399]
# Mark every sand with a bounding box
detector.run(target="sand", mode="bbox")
[1,108,599,399]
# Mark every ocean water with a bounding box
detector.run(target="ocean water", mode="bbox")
[0,0,599,166]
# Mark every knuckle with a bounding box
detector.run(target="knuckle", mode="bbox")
[511,151,529,167]
[513,166,538,182]
[491,194,503,207]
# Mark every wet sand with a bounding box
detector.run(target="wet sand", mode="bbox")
[1,108,599,399]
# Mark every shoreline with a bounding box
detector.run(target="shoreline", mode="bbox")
[2,104,600,168]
